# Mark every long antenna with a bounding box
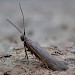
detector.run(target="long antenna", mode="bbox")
[6,19,23,35]
[19,3,25,35]
[19,3,28,59]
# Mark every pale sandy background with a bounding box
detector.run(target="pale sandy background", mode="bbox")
[0,0,75,46]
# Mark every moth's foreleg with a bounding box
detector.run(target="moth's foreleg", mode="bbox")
[24,42,29,59]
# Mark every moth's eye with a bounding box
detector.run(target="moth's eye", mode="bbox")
[20,35,24,41]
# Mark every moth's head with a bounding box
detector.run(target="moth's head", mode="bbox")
[20,35,25,41]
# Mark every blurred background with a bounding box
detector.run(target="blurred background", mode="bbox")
[0,0,75,51]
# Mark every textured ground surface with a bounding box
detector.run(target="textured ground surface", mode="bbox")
[0,45,75,75]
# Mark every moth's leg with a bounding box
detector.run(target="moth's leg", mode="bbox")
[41,59,50,70]
[24,42,29,59]
[25,46,29,59]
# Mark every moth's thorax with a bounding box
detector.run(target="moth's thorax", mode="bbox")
[20,35,26,41]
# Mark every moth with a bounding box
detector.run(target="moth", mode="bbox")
[7,3,68,71]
